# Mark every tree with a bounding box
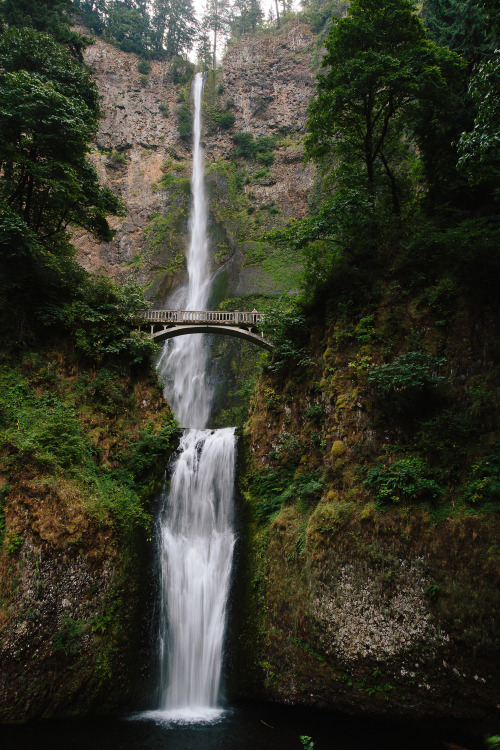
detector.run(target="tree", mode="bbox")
[202,0,232,69]
[305,0,464,215]
[231,0,264,35]
[457,50,500,188]
[72,0,108,35]
[152,0,198,58]
[0,0,90,58]
[105,0,151,56]
[0,28,123,311]
[197,30,213,69]
[422,0,492,65]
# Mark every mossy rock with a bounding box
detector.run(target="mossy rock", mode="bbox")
[331,440,346,457]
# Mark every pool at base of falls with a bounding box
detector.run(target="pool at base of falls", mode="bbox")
[0,704,486,750]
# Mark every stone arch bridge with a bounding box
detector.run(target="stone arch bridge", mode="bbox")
[143,310,273,352]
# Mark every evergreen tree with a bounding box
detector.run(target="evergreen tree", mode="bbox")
[152,0,198,58]
[72,0,108,35]
[105,0,151,56]
[422,0,492,64]
[231,0,264,35]
[197,30,213,69]
[202,0,232,69]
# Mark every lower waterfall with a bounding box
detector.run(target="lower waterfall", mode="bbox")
[156,428,236,719]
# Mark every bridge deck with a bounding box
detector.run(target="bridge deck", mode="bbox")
[143,309,273,351]
[144,310,264,325]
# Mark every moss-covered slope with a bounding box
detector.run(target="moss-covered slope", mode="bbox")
[233,296,499,720]
[0,346,178,722]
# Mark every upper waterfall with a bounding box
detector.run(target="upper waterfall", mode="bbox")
[157,72,213,429]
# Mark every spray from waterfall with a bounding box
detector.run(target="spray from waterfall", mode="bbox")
[151,72,236,722]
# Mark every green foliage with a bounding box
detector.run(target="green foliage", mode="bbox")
[170,56,195,85]
[364,457,442,505]
[300,736,315,750]
[0,0,90,59]
[0,355,177,536]
[485,736,500,750]
[461,450,500,505]
[119,419,179,484]
[261,299,313,377]
[368,352,447,419]
[306,404,323,422]
[177,101,193,140]
[422,0,492,63]
[300,0,348,34]
[251,468,323,523]
[63,277,158,365]
[52,617,86,655]
[457,51,500,190]
[0,27,125,339]
[305,0,465,214]
[233,131,276,163]
[105,1,151,57]
[137,59,151,75]
[368,352,447,395]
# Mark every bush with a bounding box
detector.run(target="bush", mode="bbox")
[233,131,276,162]
[52,617,86,655]
[177,102,193,140]
[63,277,157,365]
[461,449,500,504]
[251,468,323,523]
[368,351,448,419]
[364,457,442,505]
[137,59,151,75]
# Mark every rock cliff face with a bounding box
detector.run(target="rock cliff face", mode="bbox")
[73,34,191,284]
[0,351,177,722]
[73,23,316,302]
[232,307,500,722]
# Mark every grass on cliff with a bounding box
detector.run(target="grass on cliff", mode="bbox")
[0,349,178,544]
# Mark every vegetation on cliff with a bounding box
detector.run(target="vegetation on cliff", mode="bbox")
[0,3,179,721]
[234,0,500,719]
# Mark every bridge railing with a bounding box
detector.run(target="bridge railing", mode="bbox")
[144,310,265,325]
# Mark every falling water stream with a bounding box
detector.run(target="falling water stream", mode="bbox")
[152,72,236,721]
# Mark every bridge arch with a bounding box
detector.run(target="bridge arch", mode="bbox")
[144,310,274,352]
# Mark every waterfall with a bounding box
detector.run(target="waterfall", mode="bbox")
[153,72,236,721]
[157,72,212,429]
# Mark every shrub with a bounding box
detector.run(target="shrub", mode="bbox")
[137,59,151,75]
[52,617,86,655]
[462,449,500,504]
[177,102,193,140]
[368,351,447,419]
[364,457,442,505]
[306,404,324,422]
[251,469,323,522]
[233,131,276,162]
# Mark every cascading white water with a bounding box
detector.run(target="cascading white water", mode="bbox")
[157,428,235,717]
[157,72,212,429]
[153,72,236,722]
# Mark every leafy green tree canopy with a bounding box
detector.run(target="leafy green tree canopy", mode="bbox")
[0,29,122,242]
[305,0,464,214]
[0,0,91,58]
[457,50,500,189]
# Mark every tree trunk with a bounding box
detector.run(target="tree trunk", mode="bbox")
[275,0,280,28]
